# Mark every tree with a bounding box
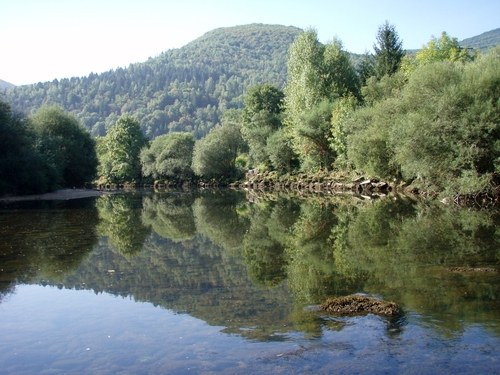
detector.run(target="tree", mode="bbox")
[0,100,55,194]
[357,52,376,86]
[98,115,149,183]
[348,47,500,194]
[241,84,284,167]
[30,105,98,188]
[284,30,360,169]
[297,100,338,170]
[329,95,358,168]
[373,21,405,78]
[266,128,299,173]
[191,110,246,180]
[284,30,360,131]
[140,132,195,182]
[242,83,284,117]
[401,32,476,77]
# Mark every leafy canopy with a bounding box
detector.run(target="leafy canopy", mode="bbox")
[98,115,149,183]
[30,105,98,188]
[140,132,195,181]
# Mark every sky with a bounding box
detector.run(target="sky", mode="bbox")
[2,0,499,86]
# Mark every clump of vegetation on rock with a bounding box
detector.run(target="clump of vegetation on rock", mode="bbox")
[319,295,399,316]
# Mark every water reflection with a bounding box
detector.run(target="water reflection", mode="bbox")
[95,192,151,256]
[142,191,198,242]
[0,198,100,298]
[1,190,500,351]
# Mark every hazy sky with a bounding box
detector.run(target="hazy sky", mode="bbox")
[2,0,499,85]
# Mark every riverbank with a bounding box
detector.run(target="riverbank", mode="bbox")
[0,188,112,202]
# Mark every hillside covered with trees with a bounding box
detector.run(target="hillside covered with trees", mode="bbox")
[460,28,500,52]
[2,24,301,139]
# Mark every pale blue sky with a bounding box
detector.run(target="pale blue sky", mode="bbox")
[2,0,499,85]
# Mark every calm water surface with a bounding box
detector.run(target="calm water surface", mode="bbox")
[1,190,500,374]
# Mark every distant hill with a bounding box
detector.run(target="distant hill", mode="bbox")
[1,24,302,139]
[460,28,500,51]
[0,79,14,89]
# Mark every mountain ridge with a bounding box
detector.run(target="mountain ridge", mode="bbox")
[460,27,500,51]
[2,23,301,139]
[0,79,14,89]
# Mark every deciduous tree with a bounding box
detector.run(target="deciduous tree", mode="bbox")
[191,110,246,180]
[30,105,98,188]
[140,132,195,182]
[98,115,149,183]
[241,84,284,167]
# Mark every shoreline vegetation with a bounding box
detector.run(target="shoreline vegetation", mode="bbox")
[2,25,500,204]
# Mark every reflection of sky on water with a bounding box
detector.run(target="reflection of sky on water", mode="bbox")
[1,285,500,374]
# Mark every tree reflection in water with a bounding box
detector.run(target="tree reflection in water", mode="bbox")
[1,190,500,340]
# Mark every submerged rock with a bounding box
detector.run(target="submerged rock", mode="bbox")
[319,295,399,316]
[447,267,497,273]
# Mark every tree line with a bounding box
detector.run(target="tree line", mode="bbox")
[2,22,499,197]
[186,22,499,196]
[136,22,498,196]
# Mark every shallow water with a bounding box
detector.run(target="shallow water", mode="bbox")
[1,190,500,374]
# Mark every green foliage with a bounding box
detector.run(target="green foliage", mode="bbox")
[329,96,358,168]
[284,30,360,169]
[0,100,52,194]
[141,193,197,242]
[284,30,360,133]
[191,111,246,180]
[242,83,284,116]
[98,115,149,183]
[4,24,301,140]
[266,128,300,173]
[360,71,406,106]
[241,84,284,167]
[347,97,401,179]
[30,106,98,188]
[0,101,97,194]
[140,132,195,182]
[401,32,476,77]
[349,47,500,193]
[357,52,376,86]
[296,100,337,170]
[373,21,405,78]
[95,194,151,256]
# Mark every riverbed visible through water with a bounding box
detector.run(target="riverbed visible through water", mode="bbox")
[1,189,499,374]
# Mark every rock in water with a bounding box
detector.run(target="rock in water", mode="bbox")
[320,295,399,316]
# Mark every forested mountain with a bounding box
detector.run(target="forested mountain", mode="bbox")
[2,24,301,139]
[0,79,14,90]
[460,28,500,51]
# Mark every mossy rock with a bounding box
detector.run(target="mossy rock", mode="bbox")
[319,295,399,316]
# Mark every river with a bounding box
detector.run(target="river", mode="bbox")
[1,189,499,374]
